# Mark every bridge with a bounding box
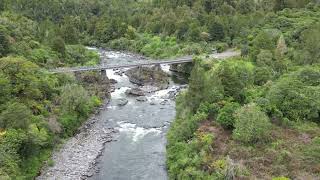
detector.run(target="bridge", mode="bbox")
[50,56,193,73]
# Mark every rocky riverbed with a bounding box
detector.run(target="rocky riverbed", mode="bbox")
[37,103,116,180]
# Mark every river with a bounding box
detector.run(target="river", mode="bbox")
[38,48,187,180]
[91,49,187,180]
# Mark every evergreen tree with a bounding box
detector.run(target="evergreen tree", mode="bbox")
[51,37,66,55]
[208,21,225,41]
[0,0,5,11]
[237,0,255,14]
[0,26,10,57]
[274,0,286,11]
[186,58,206,112]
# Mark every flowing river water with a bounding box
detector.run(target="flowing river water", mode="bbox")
[38,48,187,180]
[91,49,187,180]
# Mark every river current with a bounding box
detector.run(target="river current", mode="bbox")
[89,48,186,180]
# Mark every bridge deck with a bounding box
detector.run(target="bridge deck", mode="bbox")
[50,57,193,73]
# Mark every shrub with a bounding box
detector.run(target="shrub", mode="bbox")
[60,84,93,117]
[27,48,59,67]
[0,102,32,130]
[303,136,320,166]
[167,112,208,143]
[233,104,272,144]
[254,67,273,85]
[65,45,99,66]
[58,113,79,136]
[267,75,320,122]
[217,102,241,129]
[91,96,102,107]
[197,102,220,120]
[215,60,254,103]
[51,37,66,55]
[215,42,228,53]
[108,37,133,51]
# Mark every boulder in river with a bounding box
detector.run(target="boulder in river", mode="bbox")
[115,70,125,76]
[125,65,169,90]
[125,88,145,96]
[150,101,156,105]
[160,100,169,105]
[161,91,176,99]
[168,91,176,99]
[136,96,148,102]
[116,98,128,106]
[110,79,118,84]
[149,98,157,105]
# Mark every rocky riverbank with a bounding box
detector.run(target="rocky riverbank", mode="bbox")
[37,102,117,180]
[37,70,114,180]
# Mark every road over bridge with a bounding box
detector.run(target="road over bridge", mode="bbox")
[50,56,193,73]
[50,49,241,73]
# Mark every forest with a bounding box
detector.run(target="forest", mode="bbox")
[0,0,320,179]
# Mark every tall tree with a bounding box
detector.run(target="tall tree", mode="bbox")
[0,26,10,57]
[186,58,206,111]
[208,21,225,41]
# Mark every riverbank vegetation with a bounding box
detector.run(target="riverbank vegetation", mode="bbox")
[1,0,320,179]
[167,2,320,179]
[0,2,107,178]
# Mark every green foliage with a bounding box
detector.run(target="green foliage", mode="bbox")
[0,129,27,177]
[272,177,290,180]
[0,56,56,103]
[60,84,92,117]
[91,96,102,107]
[28,124,50,146]
[208,21,225,41]
[1,0,320,179]
[0,73,11,104]
[168,111,208,143]
[302,136,320,165]
[236,0,255,14]
[65,45,100,66]
[0,26,10,57]
[51,36,66,55]
[294,23,320,65]
[167,130,216,179]
[58,113,79,136]
[216,60,254,103]
[186,59,224,112]
[233,104,272,144]
[254,66,273,85]
[197,102,220,120]
[267,69,320,122]
[217,102,241,129]
[186,59,207,111]
[0,102,32,129]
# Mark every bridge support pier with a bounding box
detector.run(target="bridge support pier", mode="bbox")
[153,64,162,71]
[100,69,106,76]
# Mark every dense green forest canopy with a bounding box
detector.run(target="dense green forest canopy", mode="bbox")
[0,0,320,179]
